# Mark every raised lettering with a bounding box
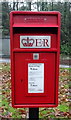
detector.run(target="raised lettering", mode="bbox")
[36,39,42,47]
[43,39,49,47]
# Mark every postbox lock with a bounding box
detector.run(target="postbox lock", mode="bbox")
[33,53,39,60]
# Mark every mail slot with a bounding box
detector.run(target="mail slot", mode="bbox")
[10,11,60,108]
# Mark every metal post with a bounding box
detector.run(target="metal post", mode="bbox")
[29,108,39,119]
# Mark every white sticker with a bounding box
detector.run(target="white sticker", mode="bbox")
[28,63,44,93]
[20,36,51,48]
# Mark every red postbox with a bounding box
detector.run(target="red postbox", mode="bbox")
[10,11,60,108]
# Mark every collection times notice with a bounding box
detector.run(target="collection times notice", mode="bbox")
[28,63,44,93]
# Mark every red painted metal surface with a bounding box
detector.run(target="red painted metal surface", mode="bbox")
[10,11,61,108]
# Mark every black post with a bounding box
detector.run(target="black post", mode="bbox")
[29,108,39,119]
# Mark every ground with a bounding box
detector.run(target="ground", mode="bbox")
[0,63,71,119]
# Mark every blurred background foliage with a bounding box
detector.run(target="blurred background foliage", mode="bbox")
[2,1,71,55]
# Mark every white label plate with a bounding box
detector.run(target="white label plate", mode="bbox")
[20,36,51,48]
[28,63,44,93]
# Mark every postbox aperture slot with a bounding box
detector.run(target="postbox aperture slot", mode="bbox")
[13,27,57,49]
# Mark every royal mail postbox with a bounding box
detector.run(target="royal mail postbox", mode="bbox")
[10,11,60,108]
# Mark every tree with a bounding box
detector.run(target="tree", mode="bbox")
[2,1,71,55]
[19,1,31,11]
[2,2,12,36]
[49,2,70,55]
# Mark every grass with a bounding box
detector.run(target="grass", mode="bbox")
[0,63,70,119]
[57,104,69,112]
[0,63,10,72]
[64,84,69,89]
